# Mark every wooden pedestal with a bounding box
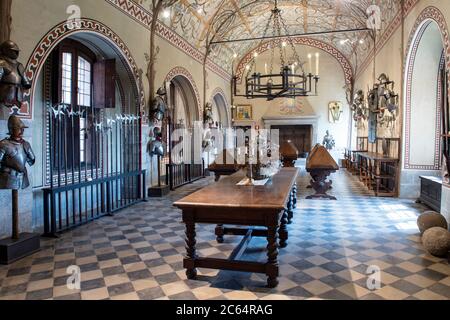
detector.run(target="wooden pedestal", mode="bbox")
[0,233,40,265]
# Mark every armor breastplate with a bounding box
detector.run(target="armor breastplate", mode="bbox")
[150,97,166,122]
[0,59,24,107]
[0,139,35,190]
[147,139,164,157]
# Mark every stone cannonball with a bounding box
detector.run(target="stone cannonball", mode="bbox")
[417,212,448,235]
[422,227,450,257]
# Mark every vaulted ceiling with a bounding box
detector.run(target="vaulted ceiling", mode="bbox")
[138,0,401,73]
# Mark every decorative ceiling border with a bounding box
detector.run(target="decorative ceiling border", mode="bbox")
[235,37,353,88]
[105,0,231,82]
[164,66,202,120]
[403,6,450,170]
[356,0,421,79]
[21,18,144,119]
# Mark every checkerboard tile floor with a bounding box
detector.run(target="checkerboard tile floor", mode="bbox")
[0,168,449,300]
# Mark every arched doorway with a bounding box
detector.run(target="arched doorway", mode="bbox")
[169,75,200,128]
[211,92,229,128]
[403,18,446,197]
[28,22,145,235]
[162,68,204,189]
[167,74,200,168]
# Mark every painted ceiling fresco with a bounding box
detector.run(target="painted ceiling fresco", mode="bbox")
[135,0,401,73]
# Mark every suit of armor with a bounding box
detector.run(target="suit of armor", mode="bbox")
[204,102,214,125]
[0,41,31,109]
[0,115,36,190]
[0,138,35,190]
[149,87,167,123]
[322,131,336,151]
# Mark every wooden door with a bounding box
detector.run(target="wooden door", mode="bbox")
[272,125,312,154]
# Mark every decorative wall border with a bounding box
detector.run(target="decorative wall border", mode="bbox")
[164,66,202,120]
[210,87,230,126]
[403,7,449,170]
[105,0,231,82]
[235,37,354,88]
[21,18,145,119]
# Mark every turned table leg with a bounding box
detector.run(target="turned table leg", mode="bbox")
[266,225,279,288]
[279,211,288,248]
[185,222,197,279]
[287,194,294,224]
[292,183,297,209]
[215,224,225,243]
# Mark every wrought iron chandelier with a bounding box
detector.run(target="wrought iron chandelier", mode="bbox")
[233,0,320,101]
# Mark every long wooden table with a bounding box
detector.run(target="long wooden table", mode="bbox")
[173,168,299,288]
[357,152,399,197]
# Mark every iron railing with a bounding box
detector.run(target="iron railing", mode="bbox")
[43,170,146,236]
[166,161,204,190]
[43,103,144,236]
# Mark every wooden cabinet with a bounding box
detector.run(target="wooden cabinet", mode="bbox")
[418,176,442,212]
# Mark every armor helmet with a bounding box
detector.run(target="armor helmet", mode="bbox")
[378,73,388,83]
[156,87,167,96]
[0,40,20,58]
[8,115,28,135]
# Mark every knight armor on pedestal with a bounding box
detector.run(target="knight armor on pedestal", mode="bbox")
[149,87,167,123]
[0,115,35,190]
[322,130,336,151]
[0,40,31,110]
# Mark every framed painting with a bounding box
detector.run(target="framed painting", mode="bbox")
[235,105,253,121]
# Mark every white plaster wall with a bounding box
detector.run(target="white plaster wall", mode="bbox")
[354,0,450,198]
[408,22,442,167]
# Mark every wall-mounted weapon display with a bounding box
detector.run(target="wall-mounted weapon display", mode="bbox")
[351,89,368,129]
[376,74,399,128]
[367,74,399,142]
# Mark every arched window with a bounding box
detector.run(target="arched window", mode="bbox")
[51,39,102,171]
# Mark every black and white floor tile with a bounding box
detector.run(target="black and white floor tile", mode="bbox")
[0,168,449,300]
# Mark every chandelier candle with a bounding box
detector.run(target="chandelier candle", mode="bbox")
[232,0,320,100]
[308,54,312,74]
[316,53,320,76]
